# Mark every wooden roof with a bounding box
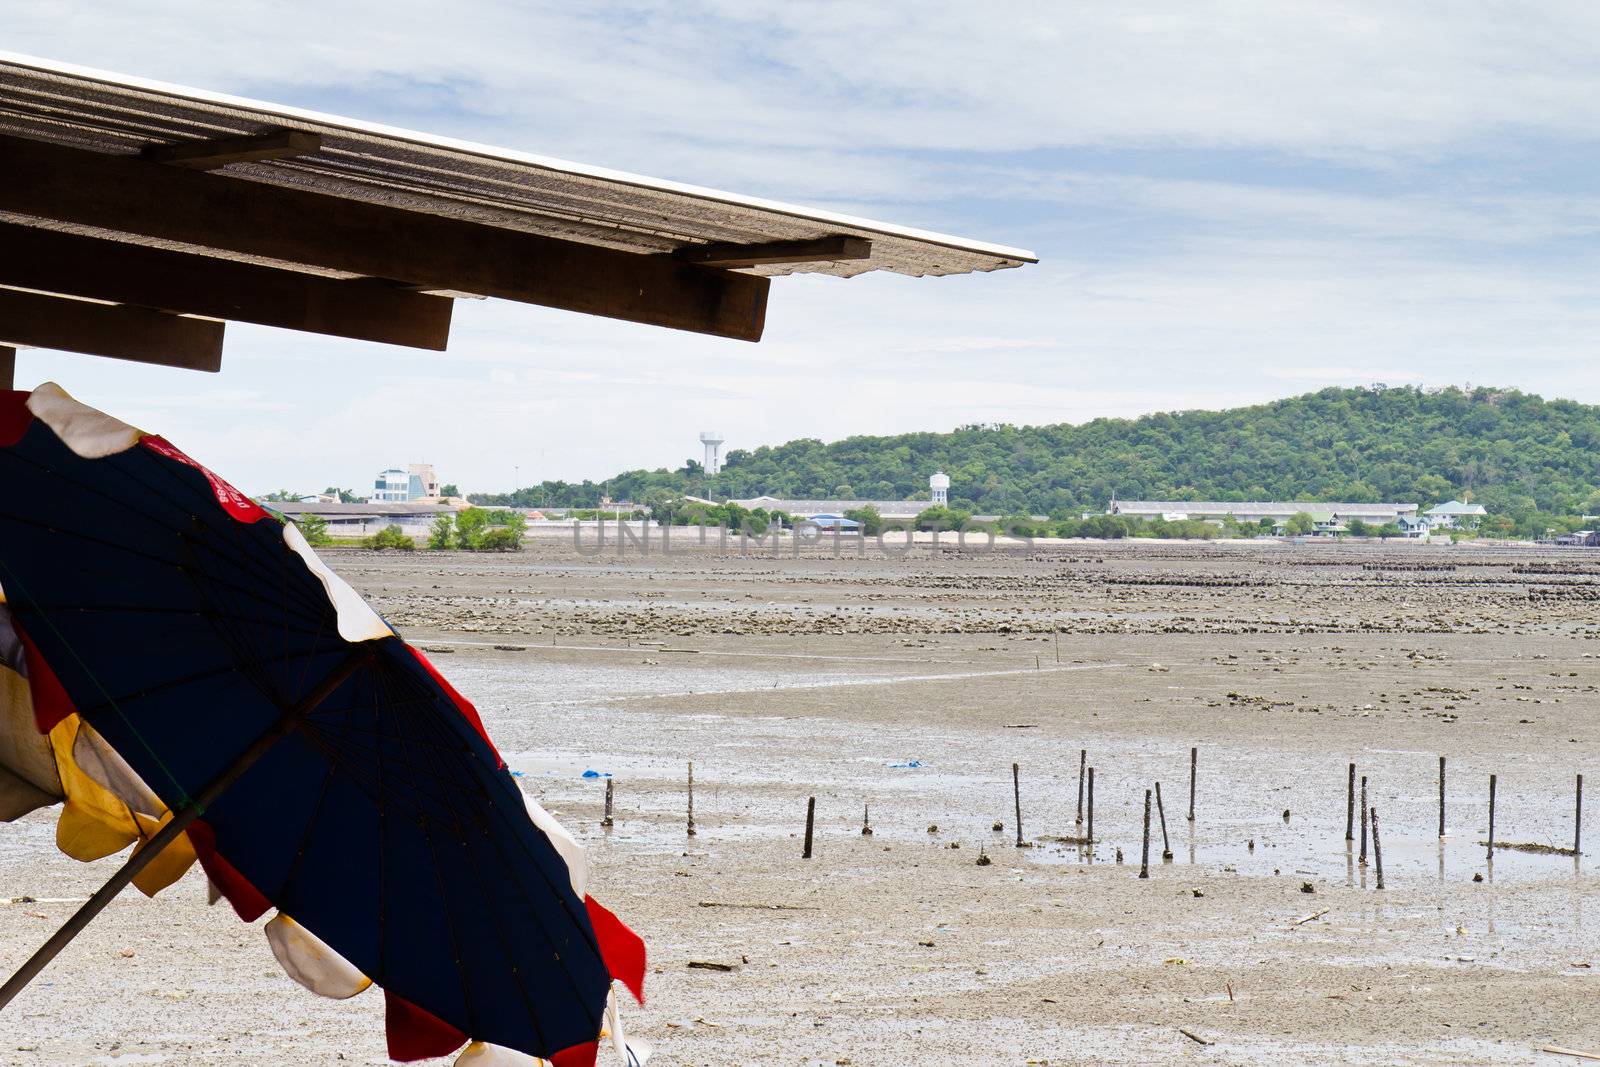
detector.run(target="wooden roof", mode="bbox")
[0,53,1036,373]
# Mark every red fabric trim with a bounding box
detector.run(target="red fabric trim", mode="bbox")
[0,391,34,447]
[383,989,468,1062]
[585,896,646,1005]
[405,645,504,769]
[12,616,75,733]
[188,819,272,922]
[549,1040,599,1067]
[140,435,271,524]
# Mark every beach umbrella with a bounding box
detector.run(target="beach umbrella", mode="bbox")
[0,383,645,1066]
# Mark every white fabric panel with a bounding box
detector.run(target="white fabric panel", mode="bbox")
[454,1042,541,1066]
[520,791,586,898]
[71,719,161,817]
[264,913,371,1000]
[0,766,57,822]
[0,665,59,819]
[281,524,393,642]
[27,382,141,459]
[606,988,628,1063]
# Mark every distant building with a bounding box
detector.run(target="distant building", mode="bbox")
[409,462,440,502]
[1395,514,1431,538]
[271,501,458,537]
[731,472,952,521]
[372,469,411,502]
[1424,500,1487,530]
[807,514,861,530]
[372,463,442,503]
[1109,500,1419,525]
[731,495,922,518]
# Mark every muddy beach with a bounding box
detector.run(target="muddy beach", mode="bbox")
[5,536,1600,1065]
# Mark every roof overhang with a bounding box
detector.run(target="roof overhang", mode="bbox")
[0,53,1036,372]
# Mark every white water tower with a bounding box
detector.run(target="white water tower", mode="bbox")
[699,431,724,475]
[930,470,950,506]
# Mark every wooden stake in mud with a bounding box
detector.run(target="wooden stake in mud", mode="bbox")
[1438,755,1446,838]
[1087,766,1096,846]
[1012,762,1024,847]
[862,803,873,836]
[686,761,697,837]
[1188,746,1197,822]
[803,795,816,859]
[1487,773,1497,856]
[1140,789,1152,878]
[1054,624,1061,663]
[1076,749,1086,825]
[1155,781,1173,860]
[1359,775,1369,866]
[1577,773,1584,857]
[1345,762,1356,842]
[602,777,614,828]
[1370,806,1385,889]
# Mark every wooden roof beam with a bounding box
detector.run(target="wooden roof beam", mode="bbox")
[0,134,768,342]
[139,128,321,170]
[0,223,452,350]
[677,235,872,269]
[0,287,223,371]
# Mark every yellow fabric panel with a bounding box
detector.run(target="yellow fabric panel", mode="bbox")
[129,810,198,897]
[54,795,138,861]
[49,715,142,860]
[46,715,197,895]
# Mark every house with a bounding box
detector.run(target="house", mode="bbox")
[807,514,861,531]
[1424,500,1487,530]
[1395,514,1431,538]
[1110,500,1418,525]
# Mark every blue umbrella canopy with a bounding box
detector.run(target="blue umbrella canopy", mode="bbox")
[0,383,644,1066]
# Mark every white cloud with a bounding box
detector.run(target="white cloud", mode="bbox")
[13,5,1600,495]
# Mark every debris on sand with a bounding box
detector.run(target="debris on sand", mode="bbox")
[1479,841,1578,856]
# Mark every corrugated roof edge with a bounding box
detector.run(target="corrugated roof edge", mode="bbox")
[0,51,1038,268]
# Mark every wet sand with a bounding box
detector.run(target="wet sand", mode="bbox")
[6,537,1600,1065]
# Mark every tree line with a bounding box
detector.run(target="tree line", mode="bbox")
[471,385,1600,539]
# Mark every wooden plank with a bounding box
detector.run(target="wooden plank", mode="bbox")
[0,135,768,342]
[0,222,452,350]
[140,129,322,170]
[0,288,223,371]
[677,235,872,268]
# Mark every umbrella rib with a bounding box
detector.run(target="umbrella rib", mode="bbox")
[269,752,339,914]
[0,448,342,626]
[387,679,484,1044]
[70,646,337,717]
[0,506,334,632]
[472,788,604,1043]
[0,452,329,623]
[411,726,554,1057]
[384,666,604,1042]
[368,657,601,1050]
[21,604,335,634]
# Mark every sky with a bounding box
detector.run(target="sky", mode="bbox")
[12,2,1600,495]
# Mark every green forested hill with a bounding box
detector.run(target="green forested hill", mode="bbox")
[481,386,1600,532]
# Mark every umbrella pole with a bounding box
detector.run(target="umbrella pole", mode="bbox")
[0,647,372,1012]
